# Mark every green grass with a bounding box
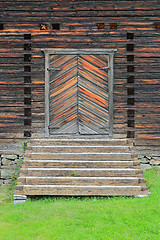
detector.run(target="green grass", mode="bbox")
[0,168,160,240]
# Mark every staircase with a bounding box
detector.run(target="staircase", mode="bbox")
[14,138,149,202]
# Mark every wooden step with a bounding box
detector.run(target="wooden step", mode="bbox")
[23,160,135,168]
[28,145,131,153]
[17,176,147,186]
[25,152,135,161]
[15,185,149,197]
[20,167,143,177]
[14,138,149,199]
[28,138,133,147]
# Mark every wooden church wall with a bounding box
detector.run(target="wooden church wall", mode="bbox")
[0,0,159,154]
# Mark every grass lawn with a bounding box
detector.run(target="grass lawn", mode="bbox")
[0,168,160,240]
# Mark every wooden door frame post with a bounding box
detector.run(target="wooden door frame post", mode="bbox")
[41,48,117,137]
[44,53,50,137]
[108,53,114,137]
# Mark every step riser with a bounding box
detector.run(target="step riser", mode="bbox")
[23,161,134,168]
[29,139,132,147]
[28,146,131,153]
[16,186,148,196]
[19,178,146,186]
[26,153,134,161]
[22,169,140,177]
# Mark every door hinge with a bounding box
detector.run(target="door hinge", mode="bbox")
[100,66,110,70]
[48,126,59,129]
[47,68,61,71]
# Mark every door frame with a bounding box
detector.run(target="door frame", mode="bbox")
[41,48,117,138]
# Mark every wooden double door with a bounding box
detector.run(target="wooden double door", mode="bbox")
[43,49,116,136]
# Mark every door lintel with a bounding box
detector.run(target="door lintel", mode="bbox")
[41,48,117,55]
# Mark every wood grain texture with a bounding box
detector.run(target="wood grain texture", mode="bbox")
[49,54,109,135]
[78,55,109,134]
[49,54,78,134]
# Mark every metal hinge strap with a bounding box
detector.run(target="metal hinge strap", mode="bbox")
[47,68,61,71]
[100,66,110,70]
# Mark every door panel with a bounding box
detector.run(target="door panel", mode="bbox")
[49,54,109,135]
[49,55,78,134]
[78,55,109,134]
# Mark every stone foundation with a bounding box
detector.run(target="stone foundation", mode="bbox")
[0,154,20,185]
[138,155,160,171]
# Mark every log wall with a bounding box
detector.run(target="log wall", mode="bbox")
[0,0,160,154]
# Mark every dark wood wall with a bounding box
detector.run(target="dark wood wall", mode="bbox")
[0,0,160,154]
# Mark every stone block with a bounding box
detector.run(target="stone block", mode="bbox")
[1,155,17,160]
[2,158,12,166]
[150,159,160,166]
[1,169,11,179]
[152,156,160,161]
[140,164,152,171]
[138,157,149,164]
[13,195,27,204]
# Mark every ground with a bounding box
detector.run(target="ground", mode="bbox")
[0,168,160,240]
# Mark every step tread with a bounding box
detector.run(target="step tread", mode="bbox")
[28,152,131,155]
[23,160,134,168]
[24,176,142,179]
[25,158,134,161]
[18,176,146,186]
[30,138,130,141]
[25,167,136,171]
[24,160,133,163]
[28,140,133,147]
[26,152,135,161]
[31,145,130,147]
[19,184,142,188]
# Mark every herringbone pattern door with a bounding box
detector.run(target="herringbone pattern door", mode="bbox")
[49,55,78,134]
[49,54,109,135]
[78,55,109,134]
